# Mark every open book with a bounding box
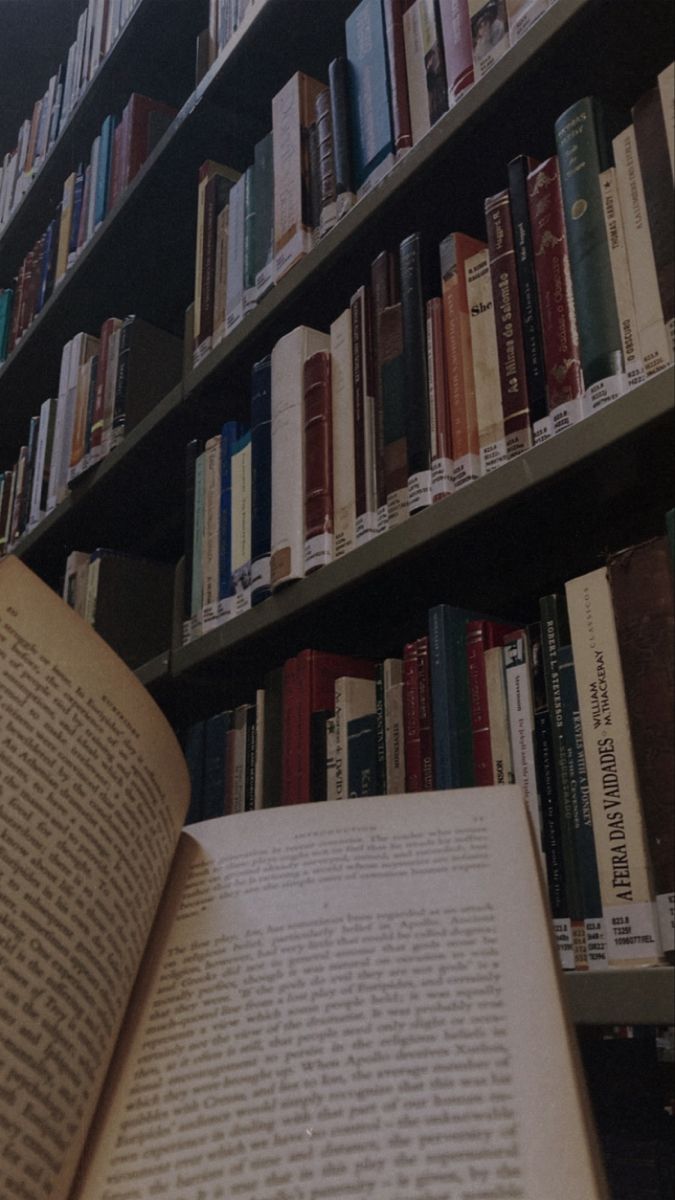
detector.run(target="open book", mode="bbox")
[0,556,608,1199]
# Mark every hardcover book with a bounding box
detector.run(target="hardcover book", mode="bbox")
[485,186,533,457]
[272,71,325,279]
[0,557,608,1200]
[345,0,395,195]
[438,0,475,106]
[465,245,505,474]
[438,230,483,488]
[330,308,357,558]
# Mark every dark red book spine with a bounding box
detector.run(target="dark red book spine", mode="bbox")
[485,188,532,456]
[527,157,584,412]
[303,349,333,551]
[351,288,367,528]
[383,0,413,152]
[466,620,493,786]
[370,251,398,517]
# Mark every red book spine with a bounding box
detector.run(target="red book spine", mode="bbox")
[485,188,532,456]
[304,350,333,554]
[403,640,422,791]
[126,95,176,183]
[439,0,474,106]
[527,157,584,411]
[466,621,493,786]
[383,0,413,152]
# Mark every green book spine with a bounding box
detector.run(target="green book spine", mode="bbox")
[554,96,624,398]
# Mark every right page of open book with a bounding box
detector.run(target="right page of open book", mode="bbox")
[75,787,607,1200]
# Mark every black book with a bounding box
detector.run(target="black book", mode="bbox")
[399,231,430,512]
[507,155,548,428]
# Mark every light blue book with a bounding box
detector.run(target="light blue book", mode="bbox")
[345,0,394,194]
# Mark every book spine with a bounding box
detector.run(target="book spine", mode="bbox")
[111,314,135,444]
[466,246,505,474]
[426,297,453,501]
[230,431,252,617]
[345,0,395,195]
[225,173,245,333]
[328,56,355,217]
[250,356,272,606]
[384,666,406,795]
[183,438,201,628]
[403,1,430,146]
[400,232,431,513]
[330,309,357,558]
[303,349,333,573]
[657,61,675,180]
[383,0,413,153]
[484,643,513,787]
[347,713,379,796]
[559,645,608,970]
[350,288,378,543]
[612,124,672,378]
[539,593,588,970]
[439,232,482,488]
[507,154,548,431]
[632,86,675,356]
[554,97,626,409]
[191,450,205,622]
[485,188,533,458]
[379,302,408,527]
[201,434,221,623]
[566,565,663,966]
[370,250,397,531]
[599,165,646,390]
[243,162,257,312]
[527,157,584,436]
[273,72,322,279]
[416,635,434,790]
[466,621,494,786]
[282,655,300,805]
[315,88,337,237]
[607,537,675,960]
[403,641,423,792]
[470,0,510,78]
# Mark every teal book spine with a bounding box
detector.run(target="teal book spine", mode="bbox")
[345,0,394,193]
[554,96,624,394]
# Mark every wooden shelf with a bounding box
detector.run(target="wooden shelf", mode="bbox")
[565,967,674,1026]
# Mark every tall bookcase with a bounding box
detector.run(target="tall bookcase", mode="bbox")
[1,0,673,1040]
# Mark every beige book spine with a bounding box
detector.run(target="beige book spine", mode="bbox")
[230,434,252,616]
[273,72,324,280]
[613,124,672,377]
[599,165,646,389]
[201,435,221,615]
[384,659,406,795]
[334,676,377,802]
[565,565,663,966]
[465,247,505,474]
[484,645,514,787]
[330,309,356,559]
[403,0,430,145]
[55,172,76,284]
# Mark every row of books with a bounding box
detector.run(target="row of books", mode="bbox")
[61,547,174,669]
[0,0,140,232]
[0,316,181,552]
[183,51,674,642]
[204,0,254,71]
[191,0,558,364]
[1,92,176,361]
[182,529,674,976]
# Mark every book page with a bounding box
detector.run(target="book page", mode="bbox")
[75,789,607,1199]
[0,558,189,1200]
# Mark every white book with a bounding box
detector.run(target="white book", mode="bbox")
[224,174,246,334]
[599,165,646,390]
[566,564,663,967]
[403,0,431,146]
[657,61,674,182]
[506,0,549,44]
[613,124,672,378]
[351,286,378,543]
[46,337,74,511]
[325,714,338,803]
[62,549,91,616]
[100,324,122,457]
[191,450,206,620]
[469,0,510,79]
[484,645,514,787]
[502,632,546,876]
[270,325,329,590]
[465,247,505,474]
[88,135,101,241]
[334,676,377,802]
[383,659,406,796]
[330,309,356,559]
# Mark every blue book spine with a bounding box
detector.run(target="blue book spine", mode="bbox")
[37,219,56,312]
[0,290,14,361]
[250,354,272,605]
[68,165,85,257]
[347,712,379,797]
[191,452,205,616]
[95,114,116,226]
[428,603,476,789]
[203,709,232,820]
[345,0,394,192]
[218,419,241,600]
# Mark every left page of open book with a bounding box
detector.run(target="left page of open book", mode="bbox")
[0,557,190,1200]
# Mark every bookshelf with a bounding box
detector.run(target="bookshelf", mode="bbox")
[1,0,674,1051]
